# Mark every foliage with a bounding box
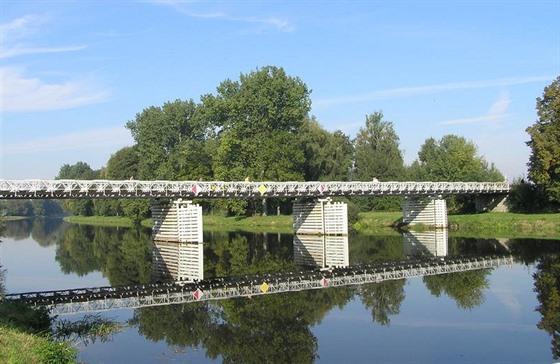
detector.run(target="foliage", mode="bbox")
[423,270,490,309]
[0,326,77,364]
[353,111,405,181]
[55,224,152,285]
[533,255,560,359]
[56,162,100,217]
[299,117,353,181]
[507,178,555,213]
[104,146,140,180]
[409,135,504,212]
[57,161,99,180]
[359,280,405,325]
[126,99,209,180]
[526,76,560,205]
[54,314,123,346]
[0,301,52,334]
[207,66,310,182]
[412,135,504,182]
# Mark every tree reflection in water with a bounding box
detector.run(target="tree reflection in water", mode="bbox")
[533,255,560,359]
[7,219,560,361]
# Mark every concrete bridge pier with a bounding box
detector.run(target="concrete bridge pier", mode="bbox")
[475,194,509,212]
[402,196,448,229]
[151,199,203,243]
[293,198,348,235]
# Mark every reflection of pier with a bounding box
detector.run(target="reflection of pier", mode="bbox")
[5,255,513,315]
[152,241,204,282]
[293,235,349,268]
[403,230,448,257]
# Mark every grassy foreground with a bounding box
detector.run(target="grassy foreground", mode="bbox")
[62,212,560,238]
[0,326,76,364]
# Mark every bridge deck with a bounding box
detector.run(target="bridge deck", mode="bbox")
[0,179,510,199]
[4,255,513,315]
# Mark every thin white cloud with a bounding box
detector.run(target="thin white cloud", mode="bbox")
[1,45,88,59]
[147,0,294,32]
[314,76,552,108]
[0,15,110,112]
[2,127,133,155]
[438,93,511,125]
[0,67,110,112]
[492,288,523,316]
[0,14,48,42]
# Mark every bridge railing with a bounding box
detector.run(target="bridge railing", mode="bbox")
[0,179,510,199]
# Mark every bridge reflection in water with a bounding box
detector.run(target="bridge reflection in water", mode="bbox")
[5,231,512,315]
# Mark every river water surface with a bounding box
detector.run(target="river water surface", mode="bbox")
[1,218,559,363]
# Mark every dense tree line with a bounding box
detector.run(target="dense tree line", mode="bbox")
[19,66,560,218]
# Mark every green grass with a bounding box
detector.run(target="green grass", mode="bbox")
[0,326,76,364]
[61,211,560,239]
[447,212,560,239]
[203,214,294,233]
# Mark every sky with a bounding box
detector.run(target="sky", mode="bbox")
[1,0,559,181]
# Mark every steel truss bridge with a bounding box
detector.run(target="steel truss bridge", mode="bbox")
[0,179,510,199]
[4,255,513,315]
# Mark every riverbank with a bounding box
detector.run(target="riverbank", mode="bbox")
[61,212,560,239]
[0,326,76,363]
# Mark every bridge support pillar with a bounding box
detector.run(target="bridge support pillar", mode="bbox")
[293,235,349,268]
[475,194,509,212]
[293,198,348,235]
[402,197,448,229]
[151,199,203,243]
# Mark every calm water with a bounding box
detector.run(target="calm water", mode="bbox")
[1,218,559,364]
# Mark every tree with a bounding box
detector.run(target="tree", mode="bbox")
[105,146,140,180]
[410,135,504,212]
[56,162,99,216]
[413,135,504,182]
[199,66,311,215]
[299,117,353,181]
[57,161,99,180]
[526,76,560,205]
[423,270,490,309]
[126,99,207,180]
[533,255,560,359]
[353,112,405,211]
[354,111,405,181]
[206,66,311,182]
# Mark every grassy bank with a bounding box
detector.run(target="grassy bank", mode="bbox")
[61,212,560,238]
[447,213,560,239]
[0,326,76,364]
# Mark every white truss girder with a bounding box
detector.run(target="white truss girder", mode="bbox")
[5,256,513,315]
[0,179,510,199]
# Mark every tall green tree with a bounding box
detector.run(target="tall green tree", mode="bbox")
[105,146,140,180]
[204,66,311,182]
[353,112,405,211]
[354,111,405,181]
[126,99,209,180]
[299,117,353,181]
[526,76,560,205]
[409,135,504,212]
[412,135,504,182]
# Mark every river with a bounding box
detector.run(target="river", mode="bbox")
[1,218,559,363]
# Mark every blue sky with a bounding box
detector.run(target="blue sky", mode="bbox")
[1,0,559,180]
